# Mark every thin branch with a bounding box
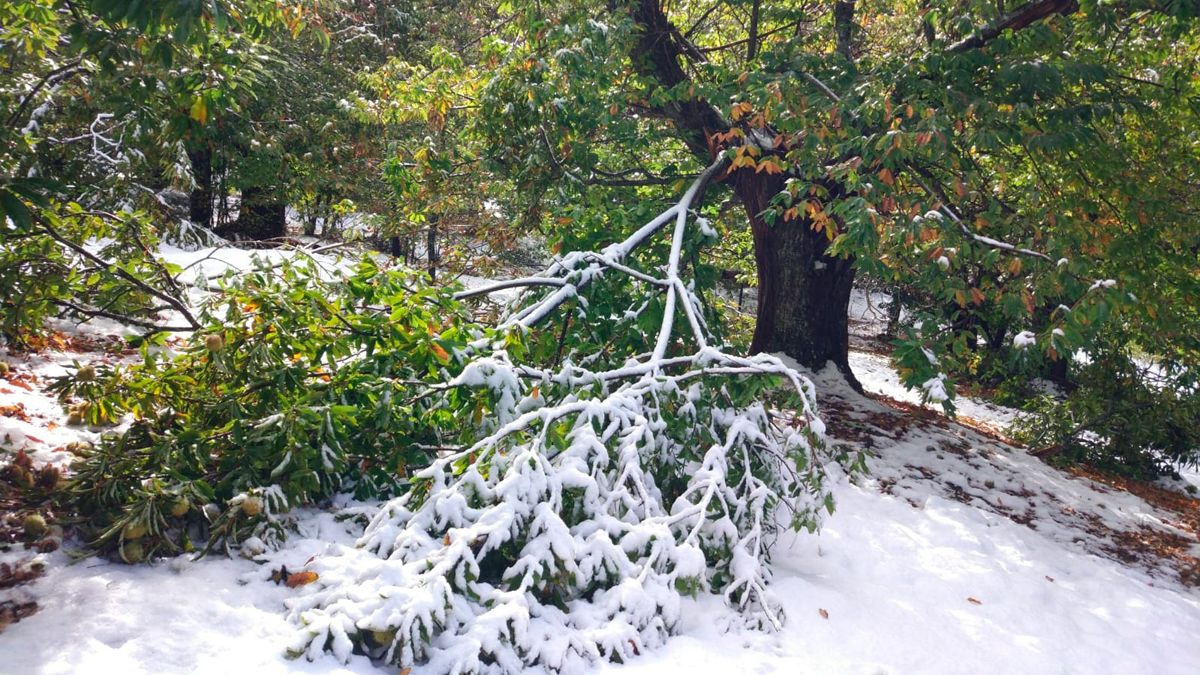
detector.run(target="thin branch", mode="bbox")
[453,278,567,300]
[38,217,201,329]
[946,0,1079,54]
[53,300,194,333]
[7,58,85,128]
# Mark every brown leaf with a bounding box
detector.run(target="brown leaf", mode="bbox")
[970,287,986,306]
[819,608,829,619]
[430,343,450,363]
[967,597,982,605]
[285,571,319,588]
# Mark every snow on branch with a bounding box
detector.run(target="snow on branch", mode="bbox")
[286,156,836,673]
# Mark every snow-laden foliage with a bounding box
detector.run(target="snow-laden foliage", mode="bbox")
[289,159,837,672]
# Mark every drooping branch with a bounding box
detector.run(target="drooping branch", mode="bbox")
[290,135,833,672]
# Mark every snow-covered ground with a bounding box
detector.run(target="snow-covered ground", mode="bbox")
[2,276,1198,674]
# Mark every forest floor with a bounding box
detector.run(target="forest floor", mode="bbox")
[1,246,1198,674]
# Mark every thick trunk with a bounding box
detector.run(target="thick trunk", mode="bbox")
[187,145,214,229]
[735,173,859,389]
[229,186,286,240]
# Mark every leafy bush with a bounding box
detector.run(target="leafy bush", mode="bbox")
[1011,340,1200,479]
[55,256,480,558]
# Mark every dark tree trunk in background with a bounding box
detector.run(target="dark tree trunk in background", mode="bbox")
[1033,302,1074,390]
[229,186,286,240]
[734,172,859,388]
[426,216,439,281]
[885,286,904,339]
[834,1,857,59]
[187,145,214,229]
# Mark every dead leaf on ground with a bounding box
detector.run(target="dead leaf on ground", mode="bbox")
[285,570,319,588]
[819,608,829,619]
[967,597,982,605]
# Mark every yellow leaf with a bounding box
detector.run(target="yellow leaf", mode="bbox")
[189,97,208,126]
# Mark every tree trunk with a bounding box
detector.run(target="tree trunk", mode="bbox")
[834,1,857,60]
[734,173,859,389]
[885,286,904,339]
[426,217,439,281]
[229,186,286,240]
[187,145,214,229]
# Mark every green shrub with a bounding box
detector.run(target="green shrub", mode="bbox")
[1011,340,1199,479]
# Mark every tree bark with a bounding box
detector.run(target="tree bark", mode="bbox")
[733,172,859,388]
[834,1,856,60]
[426,216,439,282]
[228,186,286,240]
[187,145,214,229]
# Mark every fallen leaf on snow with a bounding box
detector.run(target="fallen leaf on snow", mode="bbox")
[286,571,319,588]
